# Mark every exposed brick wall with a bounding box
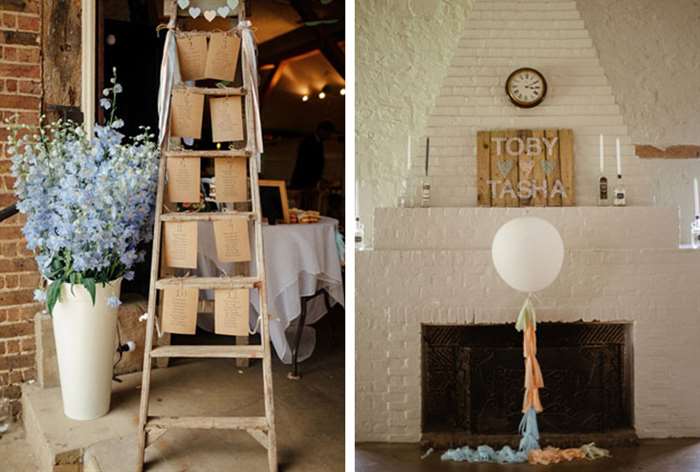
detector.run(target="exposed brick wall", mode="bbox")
[0,0,43,418]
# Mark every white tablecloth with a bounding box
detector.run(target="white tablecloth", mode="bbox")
[196,217,344,364]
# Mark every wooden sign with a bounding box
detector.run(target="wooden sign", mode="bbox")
[477,129,574,207]
[213,217,251,262]
[161,287,198,335]
[214,288,249,336]
[204,32,240,81]
[209,96,244,142]
[166,157,201,203]
[170,88,204,139]
[215,157,247,203]
[163,221,198,269]
[176,34,208,81]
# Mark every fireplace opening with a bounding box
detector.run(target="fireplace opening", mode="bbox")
[422,322,635,447]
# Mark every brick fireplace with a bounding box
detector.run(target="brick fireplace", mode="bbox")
[356,208,700,442]
[357,0,700,444]
[422,322,634,447]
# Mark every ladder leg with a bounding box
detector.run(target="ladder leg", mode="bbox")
[250,142,278,472]
[136,148,167,472]
[261,307,278,472]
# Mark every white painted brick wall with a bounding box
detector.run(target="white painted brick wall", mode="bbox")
[373,207,680,250]
[356,207,700,442]
[406,0,651,208]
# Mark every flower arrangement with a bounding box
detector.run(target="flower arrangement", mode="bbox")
[8,71,159,314]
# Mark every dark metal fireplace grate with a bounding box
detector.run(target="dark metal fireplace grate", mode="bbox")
[422,323,633,436]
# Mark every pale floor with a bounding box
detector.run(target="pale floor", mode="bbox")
[0,313,344,471]
[356,440,700,472]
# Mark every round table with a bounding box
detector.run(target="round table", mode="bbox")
[196,217,344,364]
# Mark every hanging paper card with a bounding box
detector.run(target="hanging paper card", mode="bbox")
[214,288,249,336]
[204,32,240,81]
[170,89,204,139]
[212,217,250,262]
[166,157,201,203]
[162,287,199,335]
[214,157,247,202]
[209,96,244,142]
[164,222,198,269]
[176,34,207,81]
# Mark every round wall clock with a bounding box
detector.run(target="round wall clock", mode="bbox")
[505,68,547,108]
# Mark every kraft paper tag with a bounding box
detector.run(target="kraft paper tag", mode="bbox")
[162,287,199,335]
[212,217,250,262]
[166,157,201,203]
[204,32,240,81]
[170,89,204,139]
[214,289,249,336]
[164,222,198,269]
[209,96,244,142]
[215,158,247,203]
[176,34,208,81]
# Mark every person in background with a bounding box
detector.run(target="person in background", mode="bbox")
[290,121,335,210]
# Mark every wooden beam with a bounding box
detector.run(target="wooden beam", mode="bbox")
[258,23,343,67]
[289,0,344,78]
[636,144,700,159]
[320,40,344,78]
[42,0,82,123]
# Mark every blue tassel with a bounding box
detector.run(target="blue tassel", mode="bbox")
[518,407,540,453]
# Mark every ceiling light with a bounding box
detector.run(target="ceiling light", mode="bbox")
[318,91,326,100]
[340,88,345,96]
[302,95,309,102]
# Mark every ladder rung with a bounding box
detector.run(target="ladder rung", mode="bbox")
[150,345,264,359]
[155,276,260,289]
[173,85,246,96]
[160,211,255,222]
[146,416,268,431]
[163,150,250,158]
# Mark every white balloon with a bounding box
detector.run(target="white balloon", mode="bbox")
[491,216,564,293]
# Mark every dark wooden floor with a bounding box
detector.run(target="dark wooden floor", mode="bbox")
[356,439,700,471]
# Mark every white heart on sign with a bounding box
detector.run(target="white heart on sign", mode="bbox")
[217,6,230,17]
[188,6,201,18]
[226,0,239,9]
[203,9,217,21]
[177,0,189,9]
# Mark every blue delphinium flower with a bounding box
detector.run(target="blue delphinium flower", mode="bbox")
[106,296,122,309]
[8,70,159,314]
[33,289,46,302]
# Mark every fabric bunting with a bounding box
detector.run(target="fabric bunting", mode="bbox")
[441,296,610,465]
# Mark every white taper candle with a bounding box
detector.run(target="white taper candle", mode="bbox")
[694,178,699,218]
[616,138,622,176]
[599,134,604,174]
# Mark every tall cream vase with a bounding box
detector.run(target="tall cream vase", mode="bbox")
[51,278,122,420]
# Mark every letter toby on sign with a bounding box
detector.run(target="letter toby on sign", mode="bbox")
[476,128,575,207]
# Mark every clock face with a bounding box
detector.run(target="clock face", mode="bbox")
[506,68,547,108]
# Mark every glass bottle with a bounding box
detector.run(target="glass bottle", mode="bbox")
[420,180,431,208]
[613,175,626,207]
[355,217,366,251]
[691,216,700,249]
[597,175,609,206]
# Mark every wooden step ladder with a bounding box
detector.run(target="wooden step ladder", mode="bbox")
[135,6,277,471]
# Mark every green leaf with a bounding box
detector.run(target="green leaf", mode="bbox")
[46,281,62,316]
[83,278,97,306]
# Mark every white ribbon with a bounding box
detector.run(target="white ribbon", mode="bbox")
[157,27,182,148]
[237,20,263,169]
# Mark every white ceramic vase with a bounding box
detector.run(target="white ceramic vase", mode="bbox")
[51,278,122,420]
